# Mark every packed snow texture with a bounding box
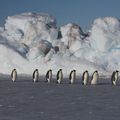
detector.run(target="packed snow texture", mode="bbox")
[0,12,120,76]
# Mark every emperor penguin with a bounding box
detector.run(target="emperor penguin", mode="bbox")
[91,70,99,85]
[69,70,76,84]
[111,70,119,85]
[45,69,52,83]
[11,69,17,82]
[33,69,39,82]
[82,70,89,85]
[56,69,63,84]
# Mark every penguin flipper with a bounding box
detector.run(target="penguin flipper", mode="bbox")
[33,71,35,79]
[57,72,59,80]
[11,71,13,78]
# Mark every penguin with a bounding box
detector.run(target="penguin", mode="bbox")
[91,70,99,85]
[45,69,52,83]
[82,70,89,85]
[11,69,17,82]
[69,70,76,84]
[111,70,119,85]
[33,69,39,82]
[56,69,63,84]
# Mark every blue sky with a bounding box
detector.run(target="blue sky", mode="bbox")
[0,0,120,30]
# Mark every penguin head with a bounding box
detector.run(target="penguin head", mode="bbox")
[59,69,62,71]
[95,70,98,73]
[71,70,75,72]
[116,70,119,73]
[85,70,88,73]
[49,69,52,71]
[36,69,38,71]
[13,69,16,71]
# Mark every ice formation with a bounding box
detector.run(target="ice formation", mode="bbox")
[0,12,120,76]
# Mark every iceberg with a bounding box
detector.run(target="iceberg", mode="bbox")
[0,13,120,76]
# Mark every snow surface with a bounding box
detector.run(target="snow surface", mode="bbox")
[0,13,120,76]
[1,77,120,120]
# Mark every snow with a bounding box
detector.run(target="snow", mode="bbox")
[5,12,58,44]
[0,13,120,76]
[89,17,120,52]
[0,77,120,120]
[60,23,89,53]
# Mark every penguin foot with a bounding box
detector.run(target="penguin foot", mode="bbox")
[82,82,84,85]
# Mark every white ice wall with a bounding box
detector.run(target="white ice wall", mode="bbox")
[0,13,120,76]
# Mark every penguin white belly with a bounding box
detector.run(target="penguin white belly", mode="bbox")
[12,72,17,82]
[57,72,62,84]
[34,72,39,82]
[47,77,50,83]
[58,74,62,83]
[57,79,61,84]
[83,73,88,85]
[48,72,52,83]
[115,73,118,81]
[113,81,116,85]
[91,74,98,85]
[71,73,75,84]
[113,73,118,85]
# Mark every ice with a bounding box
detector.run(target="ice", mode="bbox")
[60,23,89,53]
[27,40,52,60]
[0,13,120,76]
[1,77,120,120]
[44,48,56,62]
[5,12,58,44]
[89,17,120,52]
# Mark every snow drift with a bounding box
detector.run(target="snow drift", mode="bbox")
[0,13,120,76]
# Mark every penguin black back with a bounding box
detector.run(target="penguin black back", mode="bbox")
[46,69,52,81]
[69,70,76,80]
[82,70,88,84]
[111,70,119,85]
[82,71,87,81]
[111,71,116,82]
[57,69,62,80]
[46,70,49,79]
[92,70,98,79]
[11,69,16,78]
[33,69,38,79]
[82,71,86,84]
[69,70,72,80]
[57,70,59,80]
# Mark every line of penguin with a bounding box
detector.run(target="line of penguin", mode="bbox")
[11,69,119,85]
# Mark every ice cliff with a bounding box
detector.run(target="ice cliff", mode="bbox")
[0,12,120,76]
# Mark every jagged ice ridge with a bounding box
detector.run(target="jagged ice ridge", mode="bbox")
[0,12,120,76]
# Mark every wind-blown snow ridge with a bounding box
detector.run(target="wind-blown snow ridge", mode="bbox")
[0,13,120,75]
